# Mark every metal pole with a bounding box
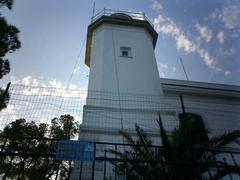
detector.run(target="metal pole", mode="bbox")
[103,7,106,16]
[0,82,11,110]
[179,95,186,114]
[115,145,117,180]
[103,150,106,179]
[179,58,189,81]
[92,2,95,17]
[79,161,83,180]
[91,1,95,22]
[91,143,96,180]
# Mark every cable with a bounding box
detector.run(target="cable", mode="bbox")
[111,29,124,130]
[57,37,86,117]
[66,37,86,88]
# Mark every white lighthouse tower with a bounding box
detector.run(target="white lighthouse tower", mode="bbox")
[78,10,164,143]
[71,10,167,179]
[85,12,162,95]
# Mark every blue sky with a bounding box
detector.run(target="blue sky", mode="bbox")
[1,0,240,89]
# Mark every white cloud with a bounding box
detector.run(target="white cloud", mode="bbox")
[151,0,163,12]
[48,79,64,89]
[2,76,87,126]
[150,2,238,77]
[10,75,87,98]
[176,34,196,53]
[153,15,180,37]
[195,23,212,43]
[224,71,231,76]
[217,31,225,45]
[0,104,18,124]
[153,14,215,68]
[73,66,80,74]
[22,76,32,86]
[215,67,222,73]
[11,75,42,87]
[197,49,214,66]
[157,62,168,78]
[219,47,236,57]
[205,2,240,30]
[221,4,240,30]
[127,10,145,20]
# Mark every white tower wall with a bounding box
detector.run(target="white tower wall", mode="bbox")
[81,22,165,143]
[71,14,165,180]
[88,24,162,95]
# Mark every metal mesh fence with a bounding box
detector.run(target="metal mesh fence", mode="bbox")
[0,84,183,134]
[0,83,240,179]
[0,84,87,129]
[0,83,239,138]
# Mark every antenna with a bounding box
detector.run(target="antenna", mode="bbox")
[179,58,189,81]
[91,1,95,22]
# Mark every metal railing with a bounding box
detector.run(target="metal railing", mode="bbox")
[91,8,154,27]
[92,142,240,180]
[0,136,239,179]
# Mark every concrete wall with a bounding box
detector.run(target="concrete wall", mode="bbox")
[87,24,162,95]
[161,78,240,136]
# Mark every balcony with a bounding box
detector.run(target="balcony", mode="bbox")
[91,8,154,28]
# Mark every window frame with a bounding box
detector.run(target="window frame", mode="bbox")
[120,46,133,58]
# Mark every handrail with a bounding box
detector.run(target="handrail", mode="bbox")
[90,8,154,27]
[1,136,239,154]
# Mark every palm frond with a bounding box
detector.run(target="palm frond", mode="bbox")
[118,128,150,161]
[135,124,152,146]
[156,113,178,164]
[107,149,128,159]
[135,124,154,161]
[107,150,154,179]
[209,130,240,149]
[119,130,135,145]
[156,113,171,147]
[210,165,240,180]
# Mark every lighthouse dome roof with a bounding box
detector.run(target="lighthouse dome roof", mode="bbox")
[110,13,132,20]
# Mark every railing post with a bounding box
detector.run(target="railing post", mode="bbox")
[142,12,145,20]
[103,8,106,16]
[124,150,128,179]
[91,143,96,180]
[104,150,107,179]
[179,95,186,114]
[79,161,83,180]
[115,144,117,180]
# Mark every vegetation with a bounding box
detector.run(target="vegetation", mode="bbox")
[109,113,240,180]
[0,0,21,110]
[0,114,79,180]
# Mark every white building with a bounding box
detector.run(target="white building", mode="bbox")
[78,11,165,145]
[71,10,240,180]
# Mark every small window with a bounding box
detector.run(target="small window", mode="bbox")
[120,47,132,58]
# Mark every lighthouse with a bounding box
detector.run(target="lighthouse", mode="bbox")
[77,10,164,143]
[85,12,162,95]
[71,10,166,179]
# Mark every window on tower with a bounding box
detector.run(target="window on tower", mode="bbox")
[120,47,132,58]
